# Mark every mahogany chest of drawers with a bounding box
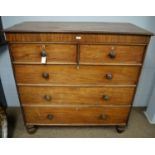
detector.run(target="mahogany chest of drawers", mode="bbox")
[5,22,153,133]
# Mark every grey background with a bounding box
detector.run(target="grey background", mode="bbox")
[0,16,155,107]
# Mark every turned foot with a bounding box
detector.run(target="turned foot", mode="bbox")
[26,125,37,134]
[116,125,126,133]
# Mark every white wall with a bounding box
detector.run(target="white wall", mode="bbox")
[1,16,155,107]
[145,83,155,124]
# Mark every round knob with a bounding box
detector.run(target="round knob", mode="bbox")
[44,95,52,101]
[47,114,54,120]
[108,51,116,59]
[105,73,113,80]
[99,114,108,120]
[42,72,49,79]
[102,95,109,101]
[40,50,47,57]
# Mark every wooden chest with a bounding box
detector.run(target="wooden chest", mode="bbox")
[5,22,153,133]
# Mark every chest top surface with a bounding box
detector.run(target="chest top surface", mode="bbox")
[4,22,153,35]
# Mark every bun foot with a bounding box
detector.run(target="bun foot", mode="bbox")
[26,125,37,134]
[116,125,126,133]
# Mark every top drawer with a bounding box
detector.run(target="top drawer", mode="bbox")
[80,45,145,64]
[10,44,76,63]
[6,33,150,44]
[10,44,145,64]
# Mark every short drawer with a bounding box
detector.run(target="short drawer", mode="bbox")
[19,86,135,105]
[14,65,140,85]
[80,45,145,64]
[10,44,76,63]
[23,106,130,125]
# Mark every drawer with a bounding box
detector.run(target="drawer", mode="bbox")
[14,65,140,85]
[23,106,130,125]
[19,86,135,105]
[6,33,77,42]
[6,33,150,44]
[10,44,76,63]
[80,45,145,64]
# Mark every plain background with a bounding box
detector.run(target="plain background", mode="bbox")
[0,16,155,107]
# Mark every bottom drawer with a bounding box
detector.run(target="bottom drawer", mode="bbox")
[23,106,130,125]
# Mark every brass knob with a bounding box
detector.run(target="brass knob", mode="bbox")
[108,51,116,59]
[47,114,54,120]
[99,114,108,120]
[40,50,47,57]
[105,73,113,80]
[102,95,109,101]
[42,72,49,79]
[44,95,52,101]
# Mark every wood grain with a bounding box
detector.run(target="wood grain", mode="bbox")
[10,43,145,64]
[10,44,77,63]
[5,22,152,129]
[6,33,150,44]
[80,45,145,64]
[4,22,153,35]
[23,106,130,125]
[14,65,141,85]
[19,86,135,105]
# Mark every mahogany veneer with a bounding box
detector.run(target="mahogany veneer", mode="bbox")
[5,22,153,133]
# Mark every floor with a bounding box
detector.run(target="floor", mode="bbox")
[5,107,155,138]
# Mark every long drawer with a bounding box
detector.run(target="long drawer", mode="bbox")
[6,33,150,44]
[23,106,130,125]
[14,65,140,85]
[10,44,77,63]
[19,86,135,105]
[80,45,145,64]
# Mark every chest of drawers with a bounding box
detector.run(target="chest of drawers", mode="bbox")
[5,22,153,133]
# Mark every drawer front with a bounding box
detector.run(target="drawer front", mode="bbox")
[10,44,76,63]
[14,65,140,85]
[80,45,145,64]
[19,87,135,105]
[6,33,77,42]
[6,33,150,44]
[23,106,130,125]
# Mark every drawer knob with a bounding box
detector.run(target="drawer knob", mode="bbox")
[41,50,47,57]
[108,51,116,58]
[105,73,113,80]
[102,95,109,101]
[42,72,49,79]
[47,114,54,120]
[44,95,52,101]
[99,114,108,120]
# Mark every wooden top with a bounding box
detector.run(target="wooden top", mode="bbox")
[4,22,153,35]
